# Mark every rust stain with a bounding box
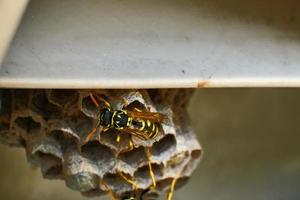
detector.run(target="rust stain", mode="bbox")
[197,81,209,88]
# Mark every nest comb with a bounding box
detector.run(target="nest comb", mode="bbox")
[0,89,202,199]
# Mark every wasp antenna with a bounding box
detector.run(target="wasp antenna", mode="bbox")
[109,92,129,109]
[89,93,100,108]
[94,94,111,108]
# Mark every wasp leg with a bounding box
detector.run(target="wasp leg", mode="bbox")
[118,171,137,200]
[146,147,156,189]
[128,138,134,151]
[116,130,123,143]
[103,127,110,132]
[116,132,122,153]
[167,175,179,200]
[122,97,129,109]
[117,134,121,143]
[167,159,190,200]
[167,174,182,200]
[84,126,97,144]
[116,133,135,153]
[84,120,101,144]
[118,171,138,190]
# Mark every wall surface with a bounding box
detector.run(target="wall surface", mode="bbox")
[0,0,28,66]
[2,0,300,88]
[0,89,300,200]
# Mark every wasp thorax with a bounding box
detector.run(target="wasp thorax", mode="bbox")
[113,110,131,129]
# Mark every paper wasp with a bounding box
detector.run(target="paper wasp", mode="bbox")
[84,92,166,193]
[84,92,167,149]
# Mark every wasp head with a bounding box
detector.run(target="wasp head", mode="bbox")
[99,108,112,127]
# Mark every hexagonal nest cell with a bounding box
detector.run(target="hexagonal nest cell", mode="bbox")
[0,89,202,199]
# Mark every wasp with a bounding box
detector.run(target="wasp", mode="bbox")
[84,92,166,189]
[84,93,167,148]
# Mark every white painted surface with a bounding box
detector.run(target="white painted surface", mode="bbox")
[1,0,300,88]
[0,0,29,67]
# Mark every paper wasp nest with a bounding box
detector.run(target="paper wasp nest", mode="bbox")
[0,89,202,199]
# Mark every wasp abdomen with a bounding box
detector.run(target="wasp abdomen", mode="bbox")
[132,119,159,139]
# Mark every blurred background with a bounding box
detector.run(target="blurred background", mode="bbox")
[1,89,300,200]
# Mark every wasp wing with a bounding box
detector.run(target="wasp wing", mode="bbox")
[122,127,150,141]
[127,110,167,123]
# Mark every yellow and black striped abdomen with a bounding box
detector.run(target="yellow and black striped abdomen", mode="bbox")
[132,119,159,139]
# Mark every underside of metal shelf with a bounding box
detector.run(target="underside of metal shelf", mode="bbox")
[1,0,300,88]
[0,0,28,69]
